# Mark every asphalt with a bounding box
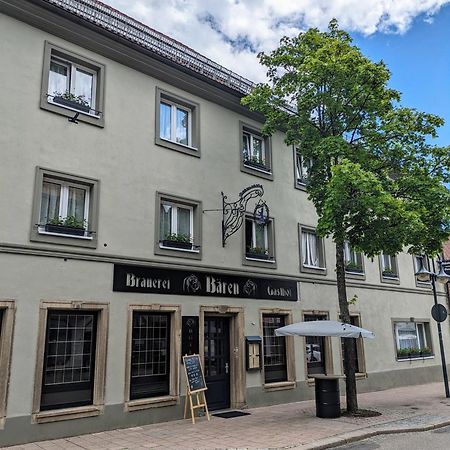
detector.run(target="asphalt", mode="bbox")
[3,382,450,449]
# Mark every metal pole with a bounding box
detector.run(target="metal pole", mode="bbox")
[431,274,450,398]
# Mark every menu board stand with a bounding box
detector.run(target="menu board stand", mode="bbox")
[183,354,210,424]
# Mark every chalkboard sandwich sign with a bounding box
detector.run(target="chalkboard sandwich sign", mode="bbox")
[182,354,210,424]
[183,354,206,392]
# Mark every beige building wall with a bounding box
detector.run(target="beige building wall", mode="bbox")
[0,4,449,446]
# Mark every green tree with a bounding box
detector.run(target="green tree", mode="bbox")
[242,19,450,413]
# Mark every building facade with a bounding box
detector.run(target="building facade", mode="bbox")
[1,0,449,446]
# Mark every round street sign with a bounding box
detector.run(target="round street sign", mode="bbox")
[431,304,448,323]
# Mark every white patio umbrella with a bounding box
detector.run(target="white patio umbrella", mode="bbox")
[275,320,375,339]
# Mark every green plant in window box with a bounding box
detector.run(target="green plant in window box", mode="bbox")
[45,216,87,236]
[345,261,363,273]
[52,91,91,113]
[382,268,397,278]
[397,346,432,359]
[161,233,193,250]
[246,246,271,260]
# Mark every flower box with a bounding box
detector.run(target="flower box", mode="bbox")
[397,351,433,360]
[161,240,193,250]
[346,266,364,274]
[45,223,86,236]
[246,252,271,260]
[53,96,91,113]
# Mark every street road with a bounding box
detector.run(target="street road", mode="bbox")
[334,425,450,449]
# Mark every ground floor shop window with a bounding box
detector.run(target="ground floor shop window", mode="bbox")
[130,312,170,400]
[40,311,98,411]
[304,314,331,376]
[262,314,287,383]
[125,305,180,411]
[33,302,108,423]
[394,321,432,360]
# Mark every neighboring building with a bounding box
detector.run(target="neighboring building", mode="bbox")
[0,0,449,445]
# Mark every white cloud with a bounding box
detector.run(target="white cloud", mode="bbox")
[102,0,449,82]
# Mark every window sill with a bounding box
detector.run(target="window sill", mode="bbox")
[263,381,296,392]
[295,181,308,191]
[301,265,327,276]
[33,405,102,424]
[125,395,178,412]
[241,163,273,181]
[243,162,272,174]
[381,275,400,285]
[156,137,200,157]
[48,100,100,119]
[159,244,199,253]
[245,256,276,263]
[396,355,434,362]
[38,230,93,240]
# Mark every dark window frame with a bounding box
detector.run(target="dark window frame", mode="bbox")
[130,311,171,400]
[40,310,98,411]
[262,314,287,384]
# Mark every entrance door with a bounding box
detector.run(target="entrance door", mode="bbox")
[204,316,230,410]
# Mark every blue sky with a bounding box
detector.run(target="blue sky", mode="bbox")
[354,6,450,146]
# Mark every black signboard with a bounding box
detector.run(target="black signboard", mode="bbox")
[183,354,206,392]
[182,316,199,356]
[113,264,297,301]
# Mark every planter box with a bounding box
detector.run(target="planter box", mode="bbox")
[161,240,192,250]
[382,271,398,279]
[45,223,86,236]
[397,352,433,360]
[345,267,364,274]
[246,252,271,260]
[53,96,91,113]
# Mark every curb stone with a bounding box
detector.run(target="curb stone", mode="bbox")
[290,419,450,449]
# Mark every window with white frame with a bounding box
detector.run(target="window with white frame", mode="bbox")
[41,42,105,126]
[344,241,363,273]
[394,322,432,359]
[240,122,272,178]
[301,229,325,269]
[155,88,199,156]
[31,168,99,248]
[381,253,398,278]
[295,149,312,185]
[243,131,266,167]
[159,201,194,250]
[39,177,90,238]
[159,100,192,147]
[48,55,97,114]
[245,217,275,262]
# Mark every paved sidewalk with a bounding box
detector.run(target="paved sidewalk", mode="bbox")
[3,382,450,450]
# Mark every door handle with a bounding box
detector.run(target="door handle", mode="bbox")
[225,362,229,374]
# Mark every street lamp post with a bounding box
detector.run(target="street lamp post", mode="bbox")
[415,256,450,398]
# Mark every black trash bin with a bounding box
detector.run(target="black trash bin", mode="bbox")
[313,375,341,418]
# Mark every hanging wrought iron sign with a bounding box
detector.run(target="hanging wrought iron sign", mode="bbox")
[221,184,269,247]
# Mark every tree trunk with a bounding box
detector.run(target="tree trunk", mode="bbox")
[335,241,358,413]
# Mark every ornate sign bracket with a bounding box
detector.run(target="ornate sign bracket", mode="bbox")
[221,184,269,247]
